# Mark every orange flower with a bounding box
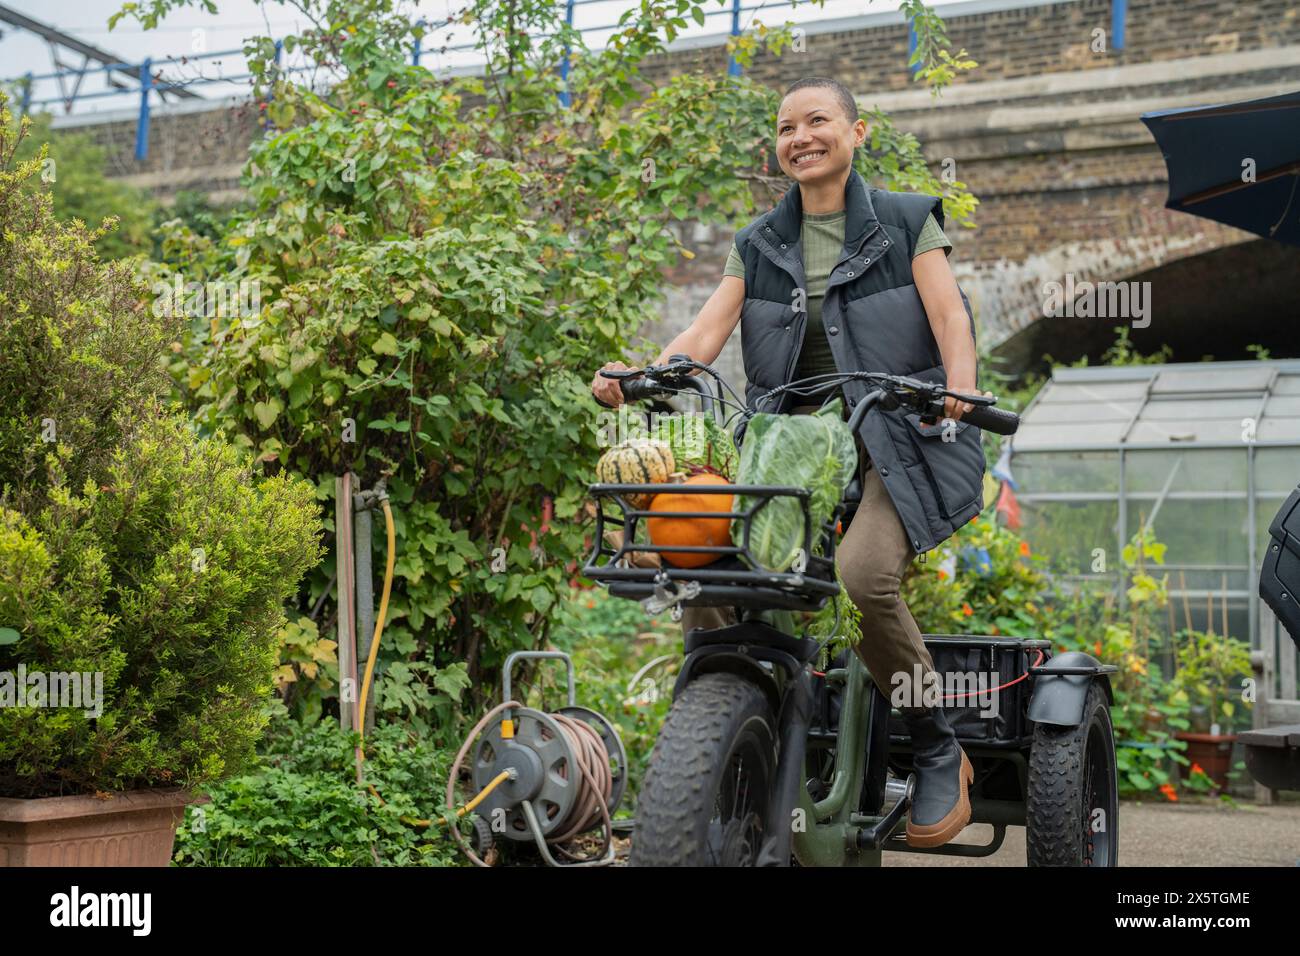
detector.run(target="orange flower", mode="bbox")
[1159,783,1178,802]
[937,568,948,581]
[1018,540,1030,556]
[585,599,596,609]
[1191,762,1205,776]
[1094,640,1102,656]
[961,602,974,617]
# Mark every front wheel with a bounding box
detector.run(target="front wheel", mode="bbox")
[1026,681,1119,866]
[631,672,777,866]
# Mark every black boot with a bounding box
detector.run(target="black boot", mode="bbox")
[898,705,973,848]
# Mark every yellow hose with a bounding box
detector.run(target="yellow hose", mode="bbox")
[400,769,512,829]
[357,497,395,761]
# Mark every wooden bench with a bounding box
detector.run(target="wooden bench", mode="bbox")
[1239,724,1300,792]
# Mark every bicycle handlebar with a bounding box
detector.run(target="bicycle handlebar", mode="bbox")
[958,402,1020,435]
[598,359,1020,437]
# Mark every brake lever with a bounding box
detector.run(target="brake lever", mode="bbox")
[915,385,996,425]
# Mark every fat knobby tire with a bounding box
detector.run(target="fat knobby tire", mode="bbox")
[631,672,776,867]
[1026,681,1114,866]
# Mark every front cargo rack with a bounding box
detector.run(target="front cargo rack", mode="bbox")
[581,481,842,612]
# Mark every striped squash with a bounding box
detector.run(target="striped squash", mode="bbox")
[597,439,675,508]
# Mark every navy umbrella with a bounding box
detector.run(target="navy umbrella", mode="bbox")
[1141,89,1300,247]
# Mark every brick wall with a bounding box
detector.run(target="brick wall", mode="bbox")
[644,0,1300,92]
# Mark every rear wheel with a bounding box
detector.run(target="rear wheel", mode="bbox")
[631,672,776,866]
[1026,681,1119,866]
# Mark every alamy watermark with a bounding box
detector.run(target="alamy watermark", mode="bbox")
[0,664,103,718]
[595,404,710,450]
[151,273,262,320]
[891,664,1000,718]
[1041,273,1150,328]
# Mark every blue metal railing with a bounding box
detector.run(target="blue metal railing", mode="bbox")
[1111,0,1128,51]
[2,0,1051,160]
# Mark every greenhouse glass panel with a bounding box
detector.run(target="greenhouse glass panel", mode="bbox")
[1018,498,1120,575]
[1264,395,1300,419]
[1124,449,1246,495]
[1255,499,1290,565]
[1273,376,1300,395]
[1013,451,1118,494]
[1124,498,1248,571]
[1138,396,1260,422]
[1255,447,1300,496]
[1258,419,1300,442]
[1151,367,1273,393]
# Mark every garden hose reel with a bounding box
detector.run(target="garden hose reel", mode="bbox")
[469,651,627,866]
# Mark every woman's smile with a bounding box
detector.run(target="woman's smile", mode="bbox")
[792,149,828,168]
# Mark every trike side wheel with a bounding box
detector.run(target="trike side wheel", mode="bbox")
[1026,681,1119,867]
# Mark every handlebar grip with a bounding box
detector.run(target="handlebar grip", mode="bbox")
[619,377,659,403]
[962,403,1020,436]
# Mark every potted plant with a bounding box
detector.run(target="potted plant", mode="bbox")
[0,103,322,865]
[1168,628,1253,793]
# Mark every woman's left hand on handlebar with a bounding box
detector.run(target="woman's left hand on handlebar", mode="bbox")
[943,386,993,422]
[592,361,633,407]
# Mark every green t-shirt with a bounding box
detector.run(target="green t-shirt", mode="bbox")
[723,211,951,381]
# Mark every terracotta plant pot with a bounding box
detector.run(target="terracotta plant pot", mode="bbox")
[1173,732,1238,792]
[0,788,205,867]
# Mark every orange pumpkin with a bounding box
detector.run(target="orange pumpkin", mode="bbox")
[646,473,734,568]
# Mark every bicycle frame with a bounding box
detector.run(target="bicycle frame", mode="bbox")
[793,650,891,866]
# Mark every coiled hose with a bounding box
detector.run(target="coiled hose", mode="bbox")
[443,701,615,867]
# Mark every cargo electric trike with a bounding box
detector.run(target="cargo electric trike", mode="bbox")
[584,358,1119,867]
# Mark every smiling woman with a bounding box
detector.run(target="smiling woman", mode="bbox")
[590,74,993,850]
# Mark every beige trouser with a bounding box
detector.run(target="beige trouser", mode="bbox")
[680,404,936,701]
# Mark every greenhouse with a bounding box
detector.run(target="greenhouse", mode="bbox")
[1010,359,1300,717]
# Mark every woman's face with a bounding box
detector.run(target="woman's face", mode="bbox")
[775,87,866,188]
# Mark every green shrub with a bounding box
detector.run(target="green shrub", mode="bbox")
[0,412,323,797]
[173,714,463,866]
[0,100,170,509]
[0,92,324,799]
[10,111,157,261]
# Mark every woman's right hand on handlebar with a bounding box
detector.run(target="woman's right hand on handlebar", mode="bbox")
[592,361,634,407]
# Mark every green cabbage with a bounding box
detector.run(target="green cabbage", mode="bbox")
[731,399,858,571]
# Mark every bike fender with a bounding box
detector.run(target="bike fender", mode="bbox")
[1027,652,1113,728]
[675,649,782,714]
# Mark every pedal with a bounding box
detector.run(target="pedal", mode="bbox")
[857,774,914,850]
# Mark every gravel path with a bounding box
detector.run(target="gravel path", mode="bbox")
[883,797,1300,867]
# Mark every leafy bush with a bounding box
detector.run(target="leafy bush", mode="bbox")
[9,111,157,260]
[0,94,324,798]
[0,411,323,797]
[173,714,463,866]
[0,102,170,509]
[1169,628,1253,735]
